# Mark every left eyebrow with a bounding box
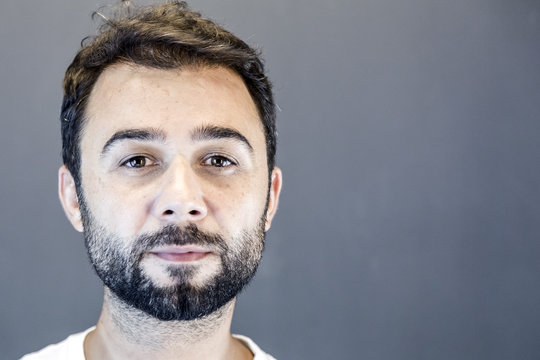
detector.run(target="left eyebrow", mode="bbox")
[101,128,166,156]
[191,125,253,152]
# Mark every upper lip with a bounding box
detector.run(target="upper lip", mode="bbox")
[149,245,213,254]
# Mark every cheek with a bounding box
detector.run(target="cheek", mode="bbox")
[82,173,152,237]
[206,177,268,235]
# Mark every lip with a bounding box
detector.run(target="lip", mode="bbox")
[149,245,213,262]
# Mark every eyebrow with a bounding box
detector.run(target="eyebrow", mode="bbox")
[191,125,253,152]
[101,128,166,156]
[100,125,253,156]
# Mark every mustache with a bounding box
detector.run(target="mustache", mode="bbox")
[133,223,228,254]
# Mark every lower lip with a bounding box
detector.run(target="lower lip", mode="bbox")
[150,252,210,262]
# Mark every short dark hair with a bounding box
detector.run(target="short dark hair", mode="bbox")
[61,1,276,188]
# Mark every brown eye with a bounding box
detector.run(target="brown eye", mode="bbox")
[124,156,147,168]
[203,155,235,168]
[210,156,231,167]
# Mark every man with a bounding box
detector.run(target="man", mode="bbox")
[21,1,282,359]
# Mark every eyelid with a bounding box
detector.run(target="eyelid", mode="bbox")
[201,153,238,166]
[119,153,159,168]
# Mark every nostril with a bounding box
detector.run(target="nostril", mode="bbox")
[161,209,203,217]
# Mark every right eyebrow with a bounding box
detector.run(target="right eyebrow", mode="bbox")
[101,128,166,156]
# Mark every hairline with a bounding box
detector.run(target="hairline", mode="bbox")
[61,2,277,192]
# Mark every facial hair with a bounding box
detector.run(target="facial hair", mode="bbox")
[79,196,266,321]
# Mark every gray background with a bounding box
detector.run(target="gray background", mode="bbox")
[1,0,539,359]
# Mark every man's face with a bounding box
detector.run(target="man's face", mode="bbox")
[59,64,281,320]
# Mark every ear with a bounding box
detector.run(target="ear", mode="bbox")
[58,165,84,232]
[264,166,283,232]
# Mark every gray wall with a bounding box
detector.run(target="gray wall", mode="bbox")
[1,0,539,359]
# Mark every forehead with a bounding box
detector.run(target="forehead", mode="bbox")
[83,64,264,151]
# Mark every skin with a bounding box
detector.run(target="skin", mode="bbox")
[58,64,282,360]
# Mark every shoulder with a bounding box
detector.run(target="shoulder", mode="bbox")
[19,327,94,360]
[233,334,277,360]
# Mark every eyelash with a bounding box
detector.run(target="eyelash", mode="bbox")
[202,154,237,168]
[120,155,157,169]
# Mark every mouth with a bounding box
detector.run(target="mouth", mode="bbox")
[149,245,213,263]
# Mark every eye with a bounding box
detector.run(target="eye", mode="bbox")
[203,155,236,168]
[121,155,155,168]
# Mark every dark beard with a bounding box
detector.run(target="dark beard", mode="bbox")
[80,198,265,321]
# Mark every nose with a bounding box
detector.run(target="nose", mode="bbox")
[152,156,207,224]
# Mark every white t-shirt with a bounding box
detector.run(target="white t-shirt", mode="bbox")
[20,327,276,360]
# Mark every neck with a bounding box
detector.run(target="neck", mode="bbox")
[84,288,250,360]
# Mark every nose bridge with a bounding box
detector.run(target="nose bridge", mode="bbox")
[167,155,198,193]
[154,155,207,222]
